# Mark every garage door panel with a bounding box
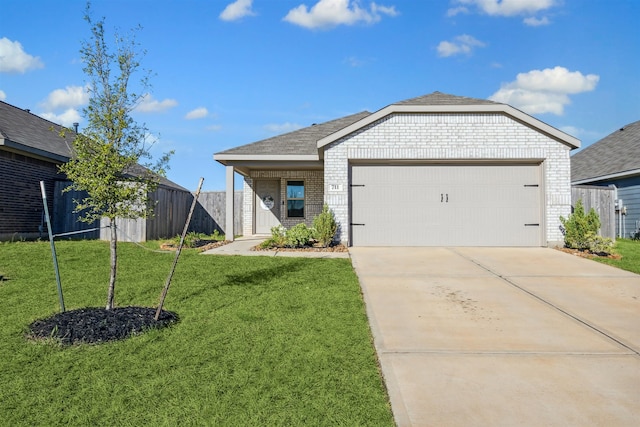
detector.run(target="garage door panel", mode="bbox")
[351,164,542,247]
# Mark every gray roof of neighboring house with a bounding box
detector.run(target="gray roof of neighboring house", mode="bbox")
[0,100,74,162]
[0,100,188,192]
[571,120,640,183]
[216,111,372,156]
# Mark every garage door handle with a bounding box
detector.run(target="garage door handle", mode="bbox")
[350,223,365,226]
[524,223,540,226]
[441,194,449,202]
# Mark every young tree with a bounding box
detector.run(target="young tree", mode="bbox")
[60,7,171,310]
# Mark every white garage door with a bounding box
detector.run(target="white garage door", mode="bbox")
[350,164,543,246]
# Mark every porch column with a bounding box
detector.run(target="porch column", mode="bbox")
[225,165,235,241]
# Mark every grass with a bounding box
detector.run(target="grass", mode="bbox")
[0,240,394,426]
[593,238,640,274]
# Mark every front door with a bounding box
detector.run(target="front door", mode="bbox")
[255,180,281,234]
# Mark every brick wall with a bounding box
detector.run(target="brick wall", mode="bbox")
[324,113,572,246]
[0,149,65,240]
[243,170,324,234]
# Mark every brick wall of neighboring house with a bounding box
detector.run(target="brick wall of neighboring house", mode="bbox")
[0,149,65,240]
[324,113,572,246]
[243,170,324,235]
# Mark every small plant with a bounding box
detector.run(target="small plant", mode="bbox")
[285,223,314,248]
[585,232,614,256]
[560,199,601,251]
[259,225,287,249]
[560,199,614,255]
[173,231,203,248]
[313,204,338,247]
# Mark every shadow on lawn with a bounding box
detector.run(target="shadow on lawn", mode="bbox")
[218,259,307,288]
[178,258,309,308]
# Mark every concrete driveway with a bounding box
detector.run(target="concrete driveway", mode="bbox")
[350,247,640,427]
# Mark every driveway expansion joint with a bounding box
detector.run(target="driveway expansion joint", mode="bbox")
[449,248,640,357]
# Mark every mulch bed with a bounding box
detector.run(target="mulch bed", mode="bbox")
[160,240,230,252]
[27,306,179,346]
[555,246,621,260]
[252,243,349,252]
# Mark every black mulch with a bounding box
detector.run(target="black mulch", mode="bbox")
[28,306,179,345]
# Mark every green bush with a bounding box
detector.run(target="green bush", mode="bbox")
[585,232,614,255]
[313,204,338,247]
[259,225,287,249]
[560,199,612,254]
[285,223,314,248]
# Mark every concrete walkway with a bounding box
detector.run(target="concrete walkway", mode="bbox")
[200,236,349,258]
[350,247,640,427]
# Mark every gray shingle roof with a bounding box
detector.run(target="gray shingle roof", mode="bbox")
[571,120,640,182]
[216,111,371,156]
[0,100,74,161]
[0,100,187,191]
[215,92,502,158]
[393,91,500,106]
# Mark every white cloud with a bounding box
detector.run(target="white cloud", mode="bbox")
[41,85,89,110]
[206,124,223,132]
[284,0,398,30]
[185,107,209,120]
[559,125,602,141]
[0,90,6,101]
[135,93,178,113]
[437,34,485,57]
[220,0,256,21]
[446,6,469,16]
[0,38,44,73]
[489,66,600,115]
[39,109,82,127]
[344,56,370,67]
[264,122,303,133]
[523,16,550,26]
[450,0,558,17]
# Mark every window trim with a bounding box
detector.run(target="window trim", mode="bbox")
[286,180,305,218]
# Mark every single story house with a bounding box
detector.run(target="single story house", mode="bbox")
[571,120,640,238]
[214,92,580,247]
[0,100,190,242]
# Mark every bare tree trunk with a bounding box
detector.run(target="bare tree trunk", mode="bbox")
[106,218,118,310]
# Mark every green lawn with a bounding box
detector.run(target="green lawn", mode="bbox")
[0,241,394,426]
[593,238,640,274]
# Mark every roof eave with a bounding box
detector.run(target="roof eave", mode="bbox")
[214,154,319,163]
[316,104,581,150]
[572,168,640,185]
[0,138,69,163]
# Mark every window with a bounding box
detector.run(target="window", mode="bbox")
[286,180,305,217]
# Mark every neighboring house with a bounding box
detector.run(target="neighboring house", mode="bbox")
[214,91,580,247]
[0,100,73,240]
[0,100,190,242]
[571,120,640,238]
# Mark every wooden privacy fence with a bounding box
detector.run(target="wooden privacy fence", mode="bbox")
[571,185,616,239]
[53,182,244,242]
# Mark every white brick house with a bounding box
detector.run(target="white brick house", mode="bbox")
[214,92,580,247]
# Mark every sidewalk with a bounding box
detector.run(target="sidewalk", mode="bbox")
[200,236,350,259]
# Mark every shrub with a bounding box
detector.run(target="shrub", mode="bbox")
[313,204,338,247]
[285,223,314,248]
[585,232,614,256]
[560,199,601,251]
[259,225,287,249]
[560,199,614,255]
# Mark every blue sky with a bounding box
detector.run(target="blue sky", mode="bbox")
[1,0,638,191]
